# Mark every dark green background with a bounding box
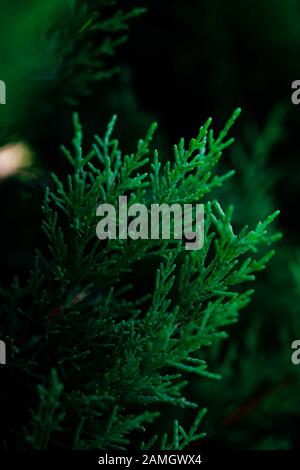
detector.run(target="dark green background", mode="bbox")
[1,0,300,450]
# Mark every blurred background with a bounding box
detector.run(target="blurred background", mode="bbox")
[1,0,300,449]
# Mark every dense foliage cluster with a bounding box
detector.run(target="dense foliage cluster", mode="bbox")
[0,109,280,448]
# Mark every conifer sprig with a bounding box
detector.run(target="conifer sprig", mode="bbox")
[0,111,280,449]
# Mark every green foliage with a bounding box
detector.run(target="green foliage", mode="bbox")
[188,108,298,450]
[46,1,146,105]
[26,369,65,450]
[0,0,144,142]
[142,409,207,450]
[223,105,286,226]
[0,110,280,449]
